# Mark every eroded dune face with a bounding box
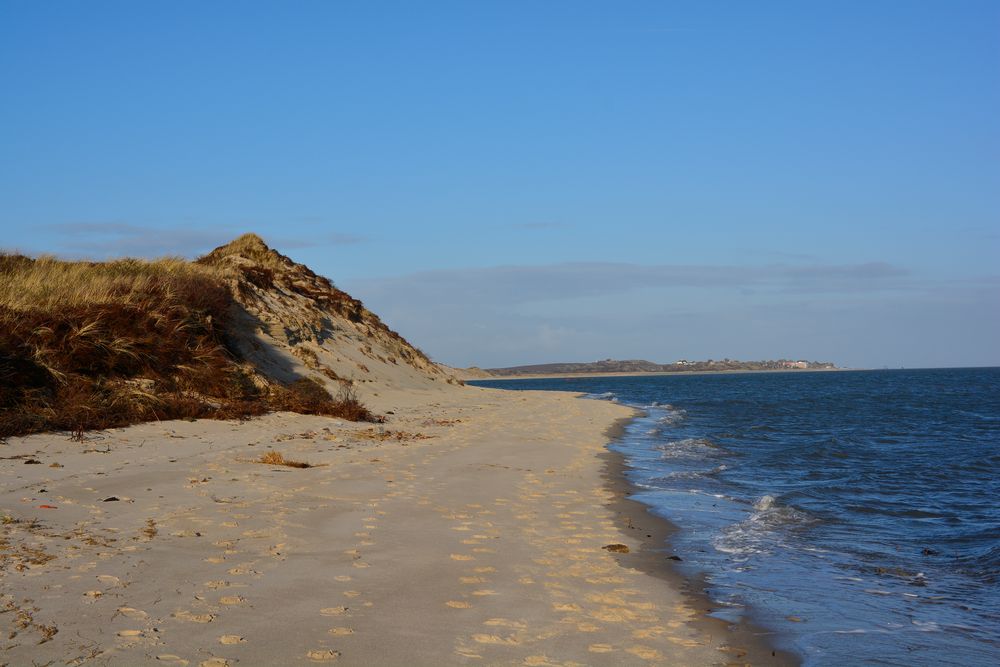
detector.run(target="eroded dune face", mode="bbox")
[199,234,461,405]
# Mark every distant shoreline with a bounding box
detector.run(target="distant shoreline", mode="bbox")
[465,367,852,381]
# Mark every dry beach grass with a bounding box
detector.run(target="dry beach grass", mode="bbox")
[0,248,375,438]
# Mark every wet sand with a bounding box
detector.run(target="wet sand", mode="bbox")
[2,386,789,665]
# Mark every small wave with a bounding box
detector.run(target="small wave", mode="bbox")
[655,437,724,459]
[754,494,777,511]
[648,464,728,483]
[714,494,816,556]
[584,391,618,402]
[912,620,942,632]
[656,407,687,425]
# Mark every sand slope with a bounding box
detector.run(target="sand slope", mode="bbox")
[198,235,460,407]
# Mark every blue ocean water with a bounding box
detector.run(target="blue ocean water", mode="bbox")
[471,368,1000,666]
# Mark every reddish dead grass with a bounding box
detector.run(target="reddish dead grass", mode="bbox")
[0,252,376,439]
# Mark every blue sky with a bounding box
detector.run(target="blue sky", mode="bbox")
[2,1,997,368]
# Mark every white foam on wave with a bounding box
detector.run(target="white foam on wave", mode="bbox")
[584,391,618,402]
[656,437,722,459]
[656,407,687,425]
[714,494,815,557]
[754,495,776,511]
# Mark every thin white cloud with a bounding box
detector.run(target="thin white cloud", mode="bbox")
[38,223,366,258]
[355,260,910,306]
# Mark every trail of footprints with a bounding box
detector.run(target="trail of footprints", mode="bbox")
[435,444,705,664]
[6,402,704,664]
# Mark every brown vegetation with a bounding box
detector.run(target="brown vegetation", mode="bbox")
[0,251,377,439]
[257,450,314,468]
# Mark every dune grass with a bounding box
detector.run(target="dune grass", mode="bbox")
[258,450,314,468]
[0,252,374,439]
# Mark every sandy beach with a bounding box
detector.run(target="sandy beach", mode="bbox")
[1,385,787,666]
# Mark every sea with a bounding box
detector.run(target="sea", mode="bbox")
[470,368,1000,666]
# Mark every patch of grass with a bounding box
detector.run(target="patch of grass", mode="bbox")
[271,378,378,422]
[258,450,313,468]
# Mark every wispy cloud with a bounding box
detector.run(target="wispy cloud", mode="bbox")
[38,222,366,258]
[355,260,910,306]
[346,261,997,369]
[44,222,231,258]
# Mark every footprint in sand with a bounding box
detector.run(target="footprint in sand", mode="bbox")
[117,607,148,619]
[328,627,354,636]
[446,600,471,609]
[483,618,527,630]
[156,655,189,665]
[219,635,245,645]
[625,644,665,661]
[219,595,246,605]
[117,629,144,637]
[333,575,351,582]
[449,554,474,561]
[320,606,350,616]
[173,611,216,623]
[199,659,232,667]
[471,633,520,646]
[589,643,614,653]
[306,649,341,661]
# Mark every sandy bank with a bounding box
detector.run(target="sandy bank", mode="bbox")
[2,386,783,665]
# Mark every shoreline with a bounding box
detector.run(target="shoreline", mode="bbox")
[2,386,791,664]
[466,368,850,381]
[598,414,799,666]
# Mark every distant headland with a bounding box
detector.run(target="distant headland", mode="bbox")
[470,358,838,378]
